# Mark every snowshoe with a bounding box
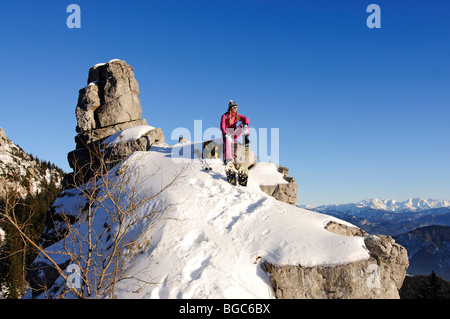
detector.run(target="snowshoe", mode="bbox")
[238,165,249,187]
[194,149,212,170]
[225,161,237,185]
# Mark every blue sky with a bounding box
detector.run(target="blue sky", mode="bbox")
[1,0,449,206]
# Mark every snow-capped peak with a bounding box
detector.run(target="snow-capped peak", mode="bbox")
[359,198,450,212]
[314,198,450,213]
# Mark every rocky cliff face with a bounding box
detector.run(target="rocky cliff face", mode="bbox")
[74,59,145,140]
[0,127,64,199]
[65,59,164,186]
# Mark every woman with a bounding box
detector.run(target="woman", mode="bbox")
[220,100,250,164]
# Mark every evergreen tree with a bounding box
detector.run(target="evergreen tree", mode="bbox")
[0,186,61,298]
[419,271,446,299]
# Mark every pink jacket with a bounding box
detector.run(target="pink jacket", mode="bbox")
[220,112,250,136]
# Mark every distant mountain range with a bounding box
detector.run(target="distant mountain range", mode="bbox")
[312,198,450,214]
[305,198,450,280]
[394,225,450,280]
[305,198,450,236]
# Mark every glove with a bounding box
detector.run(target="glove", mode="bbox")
[225,134,232,142]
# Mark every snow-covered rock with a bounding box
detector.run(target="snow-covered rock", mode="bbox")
[257,164,298,206]
[265,228,408,299]
[27,143,408,299]
[102,125,156,146]
[0,127,64,199]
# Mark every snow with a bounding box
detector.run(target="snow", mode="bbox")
[1,139,63,198]
[314,198,450,213]
[94,59,122,68]
[102,125,156,146]
[0,227,5,244]
[248,162,288,187]
[30,142,370,299]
